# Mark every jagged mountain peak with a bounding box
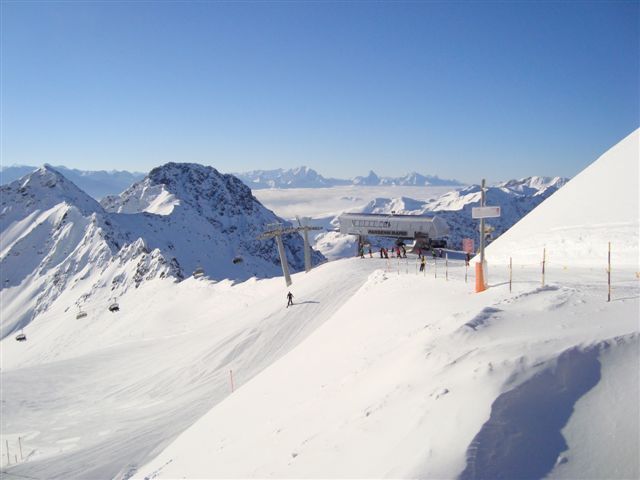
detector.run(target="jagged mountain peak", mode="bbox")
[1,164,103,217]
[109,162,259,220]
[497,176,568,191]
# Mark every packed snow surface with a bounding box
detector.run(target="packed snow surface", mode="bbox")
[1,131,638,479]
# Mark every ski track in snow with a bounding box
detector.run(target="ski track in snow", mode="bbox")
[1,258,380,479]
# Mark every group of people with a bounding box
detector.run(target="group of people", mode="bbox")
[360,245,408,259]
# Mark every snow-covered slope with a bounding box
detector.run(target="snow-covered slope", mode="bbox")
[485,129,639,267]
[2,134,637,480]
[0,164,145,199]
[132,131,638,480]
[0,166,169,336]
[0,164,322,337]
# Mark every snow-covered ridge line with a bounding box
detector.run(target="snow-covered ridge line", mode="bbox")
[0,164,146,200]
[1,163,324,336]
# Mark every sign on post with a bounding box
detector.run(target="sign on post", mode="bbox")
[462,238,475,254]
[472,206,501,219]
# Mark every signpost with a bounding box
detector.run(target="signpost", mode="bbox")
[472,179,501,293]
[472,206,501,219]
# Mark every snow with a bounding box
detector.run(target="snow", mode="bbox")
[1,131,639,479]
[484,129,639,267]
[135,261,638,479]
[0,163,322,337]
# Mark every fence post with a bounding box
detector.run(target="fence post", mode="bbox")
[608,242,611,302]
[18,436,23,460]
[542,248,546,287]
[434,257,437,278]
[6,440,10,465]
[509,257,512,293]
[229,369,235,393]
[445,253,449,281]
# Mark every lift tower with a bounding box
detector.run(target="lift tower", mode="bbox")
[259,220,321,287]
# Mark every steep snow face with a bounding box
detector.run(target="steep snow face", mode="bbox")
[101,180,180,215]
[1,166,103,219]
[0,167,178,336]
[485,129,639,267]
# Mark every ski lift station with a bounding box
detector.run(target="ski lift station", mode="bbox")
[338,213,450,247]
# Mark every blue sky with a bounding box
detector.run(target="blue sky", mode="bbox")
[1,1,638,183]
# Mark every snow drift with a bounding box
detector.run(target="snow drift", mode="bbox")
[484,129,639,267]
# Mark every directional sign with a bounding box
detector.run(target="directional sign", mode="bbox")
[472,206,501,219]
[462,238,475,254]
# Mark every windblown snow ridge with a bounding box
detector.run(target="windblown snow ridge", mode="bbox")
[459,335,637,480]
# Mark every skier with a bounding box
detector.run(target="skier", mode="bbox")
[465,252,471,266]
[286,291,294,308]
[419,256,426,272]
[380,247,384,258]
[368,247,373,258]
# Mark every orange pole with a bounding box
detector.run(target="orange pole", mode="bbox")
[475,262,486,292]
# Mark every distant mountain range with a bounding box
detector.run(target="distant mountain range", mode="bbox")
[2,164,463,197]
[234,167,465,189]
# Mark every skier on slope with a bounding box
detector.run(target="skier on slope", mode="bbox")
[286,291,294,308]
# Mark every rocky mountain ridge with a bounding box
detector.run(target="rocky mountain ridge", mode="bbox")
[0,164,322,337]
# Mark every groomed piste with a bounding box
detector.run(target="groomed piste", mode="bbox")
[1,131,638,480]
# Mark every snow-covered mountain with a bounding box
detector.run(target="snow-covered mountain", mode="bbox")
[364,170,464,187]
[234,166,349,189]
[234,166,464,189]
[0,163,323,337]
[495,176,568,194]
[314,176,569,256]
[0,164,145,199]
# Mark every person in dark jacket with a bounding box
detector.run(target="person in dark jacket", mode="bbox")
[287,291,294,308]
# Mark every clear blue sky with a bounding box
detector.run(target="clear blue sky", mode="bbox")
[1,1,638,183]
